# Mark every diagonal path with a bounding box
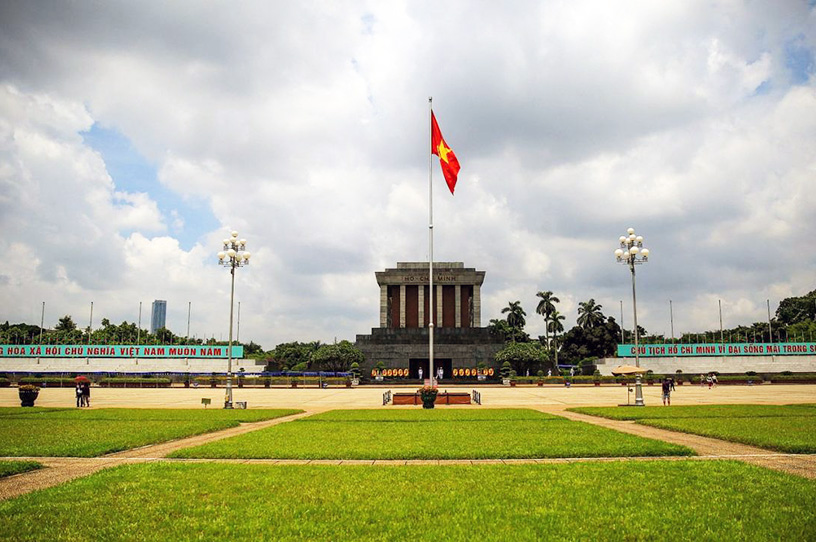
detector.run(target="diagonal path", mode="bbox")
[2,405,815,502]
[545,407,816,479]
[0,410,318,500]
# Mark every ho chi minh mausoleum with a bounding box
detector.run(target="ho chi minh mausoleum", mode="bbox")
[355,262,505,378]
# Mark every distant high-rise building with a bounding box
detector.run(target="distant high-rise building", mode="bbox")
[150,300,167,334]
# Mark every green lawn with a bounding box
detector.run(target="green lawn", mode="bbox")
[171,408,692,459]
[0,460,41,478]
[1,461,813,541]
[571,404,816,453]
[0,408,302,457]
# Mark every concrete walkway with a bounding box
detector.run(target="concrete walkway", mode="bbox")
[1,385,814,501]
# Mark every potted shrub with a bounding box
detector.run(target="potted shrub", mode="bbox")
[419,385,438,409]
[593,370,601,386]
[536,370,545,386]
[19,384,40,407]
[349,362,361,386]
[675,369,683,386]
[184,373,191,388]
[263,375,271,388]
[509,369,518,387]
[646,370,654,385]
[210,372,218,388]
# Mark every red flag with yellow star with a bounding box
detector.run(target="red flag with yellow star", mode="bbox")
[431,111,461,194]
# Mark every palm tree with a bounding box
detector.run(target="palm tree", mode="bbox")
[535,291,560,346]
[547,309,566,367]
[501,301,527,342]
[577,299,604,330]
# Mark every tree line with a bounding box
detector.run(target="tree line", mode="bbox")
[488,288,816,376]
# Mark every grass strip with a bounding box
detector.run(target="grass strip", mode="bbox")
[638,416,816,453]
[172,408,692,459]
[570,404,816,453]
[0,460,41,478]
[0,461,813,541]
[570,404,816,420]
[0,408,302,457]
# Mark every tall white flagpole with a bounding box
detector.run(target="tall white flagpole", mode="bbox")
[428,97,435,387]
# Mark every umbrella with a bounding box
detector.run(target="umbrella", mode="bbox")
[74,375,90,382]
[610,365,648,376]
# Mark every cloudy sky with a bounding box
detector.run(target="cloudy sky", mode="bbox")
[0,1,814,348]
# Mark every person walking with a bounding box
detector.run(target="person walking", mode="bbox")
[661,378,672,406]
[81,381,91,407]
[418,367,423,381]
[75,382,83,408]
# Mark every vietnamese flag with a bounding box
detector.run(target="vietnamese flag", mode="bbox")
[431,111,461,194]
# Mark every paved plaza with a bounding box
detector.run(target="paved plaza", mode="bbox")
[1,382,813,409]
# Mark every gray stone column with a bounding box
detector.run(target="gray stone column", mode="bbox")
[418,285,425,327]
[473,285,481,327]
[454,285,462,328]
[379,285,388,328]
[399,285,406,328]
[436,285,443,326]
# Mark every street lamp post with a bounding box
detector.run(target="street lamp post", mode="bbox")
[615,227,650,407]
[217,231,251,409]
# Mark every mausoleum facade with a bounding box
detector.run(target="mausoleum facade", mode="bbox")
[356,262,504,378]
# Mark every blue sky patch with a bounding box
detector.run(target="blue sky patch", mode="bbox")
[785,34,814,85]
[81,125,217,250]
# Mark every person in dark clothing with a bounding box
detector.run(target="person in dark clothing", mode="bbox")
[81,381,91,407]
[75,383,83,407]
[661,378,671,406]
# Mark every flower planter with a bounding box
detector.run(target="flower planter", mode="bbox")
[291,382,298,388]
[422,398,436,409]
[537,381,543,386]
[19,389,39,407]
[594,382,600,386]
[510,381,517,387]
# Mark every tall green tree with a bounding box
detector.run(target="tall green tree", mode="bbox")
[547,309,566,366]
[311,340,365,373]
[501,301,527,342]
[494,341,549,376]
[577,299,604,330]
[55,315,76,332]
[535,291,559,346]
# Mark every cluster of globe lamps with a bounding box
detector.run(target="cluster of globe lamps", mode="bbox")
[217,231,250,409]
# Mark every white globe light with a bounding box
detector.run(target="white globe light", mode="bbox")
[227,249,236,258]
[627,228,635,235]
[217,251,226,260]
[629,234,636,241]
[222,239,229,245]
[641,248,650,258]
[636,236,643,243]
[622,250,631,259]
[243,252,251,260]
[630,246,639,255]
[614,249,624,258]
[240,239,247,246]
[231,231,239,238]
[619,236,626,243]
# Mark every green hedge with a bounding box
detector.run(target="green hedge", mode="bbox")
[98,378,171,387]
[767,374,816,383]
[194,376,351,387]
[18,377,77,387]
